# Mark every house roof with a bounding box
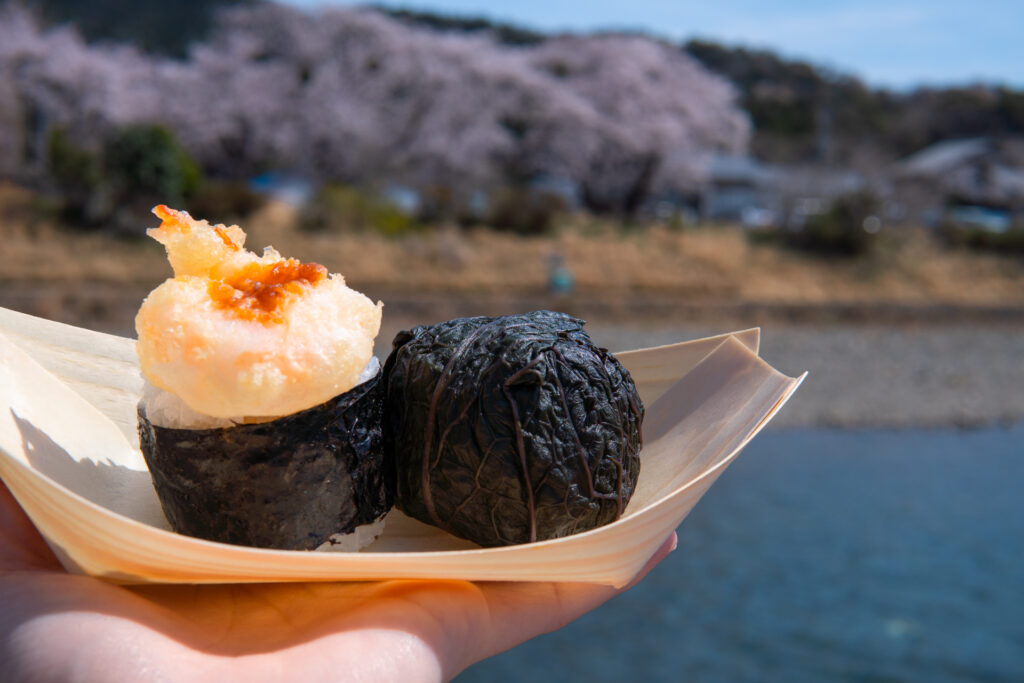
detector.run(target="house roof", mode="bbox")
[774,165,867,198]
[702,154,777,184]
[992,165,1024,196]
[896,137,990,177]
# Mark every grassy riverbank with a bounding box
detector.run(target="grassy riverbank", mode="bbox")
[4,183,1024,316]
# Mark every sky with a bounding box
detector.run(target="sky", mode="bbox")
[278,0,1024,90]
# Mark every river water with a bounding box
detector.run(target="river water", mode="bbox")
[457,424,1024,682]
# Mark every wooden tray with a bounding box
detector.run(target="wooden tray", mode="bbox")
[0,307,803,586]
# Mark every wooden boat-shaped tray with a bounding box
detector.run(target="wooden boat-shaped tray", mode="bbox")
[0,306,804,586]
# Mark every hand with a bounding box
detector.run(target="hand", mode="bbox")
[0,481,675,682]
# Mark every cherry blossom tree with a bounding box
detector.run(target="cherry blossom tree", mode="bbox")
[0,2,750,214]
[0,4,159,174]
[528,34,750,212]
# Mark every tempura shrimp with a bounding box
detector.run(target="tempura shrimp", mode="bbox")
[135,206,382,419]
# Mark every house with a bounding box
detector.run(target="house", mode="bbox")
[640,151,782,225]
[891,137,1024,225]
[696,154,780,223]
[773,165,871,228]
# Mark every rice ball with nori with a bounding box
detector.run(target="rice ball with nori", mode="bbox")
[382,310,643,547]
[134,205,391,551]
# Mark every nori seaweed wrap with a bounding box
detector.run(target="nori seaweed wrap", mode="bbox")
[383,310,643,547]
[138,368,391,550]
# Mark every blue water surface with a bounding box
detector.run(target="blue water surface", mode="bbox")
[457,425,1024,683]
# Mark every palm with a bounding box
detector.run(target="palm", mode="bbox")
[0,483,674,682]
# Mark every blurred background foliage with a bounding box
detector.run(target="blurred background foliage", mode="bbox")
[46,124,202,230]
[684,40,1024,163]
[300,183,416,236]
[23,0,258,58]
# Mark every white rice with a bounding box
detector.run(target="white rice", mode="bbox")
[314,516,387,552]
[141,356,381,429]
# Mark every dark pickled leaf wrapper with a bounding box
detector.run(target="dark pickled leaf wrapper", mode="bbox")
[138,370,392,550]
[383,310,643,547]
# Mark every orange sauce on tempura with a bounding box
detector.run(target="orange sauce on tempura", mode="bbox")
[207,259,328,324]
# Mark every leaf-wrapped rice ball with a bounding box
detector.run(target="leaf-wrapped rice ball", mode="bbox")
[383,310,643,547]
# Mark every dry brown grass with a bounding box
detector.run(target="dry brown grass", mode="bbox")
[3,182,1024,310]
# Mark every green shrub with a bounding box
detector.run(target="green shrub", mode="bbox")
[744,227,779,246]
[48,128,100,196]
[485,186,564,236]
[186,181,265,225]
[415,184,461,224]
[102,124,201,205]
[301,184,415,236]
[44,123,207,234]
[46,128,101,224]
[938,225,1024,254]
[788,192,880,257]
